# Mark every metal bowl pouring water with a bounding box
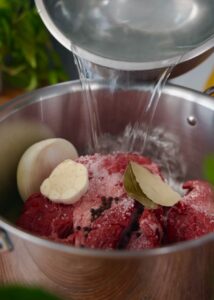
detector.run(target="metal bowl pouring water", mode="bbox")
[0,81,214,299]
[35,0,214,70]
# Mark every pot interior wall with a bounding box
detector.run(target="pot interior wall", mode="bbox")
[0,82,213,223]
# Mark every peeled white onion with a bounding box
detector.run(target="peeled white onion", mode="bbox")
[17,138,78,201]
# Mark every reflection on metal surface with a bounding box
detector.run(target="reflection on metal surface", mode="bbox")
[187,115,197,126]
[0,228,13,253]
[35,0,214,70]
[204,86,214,97]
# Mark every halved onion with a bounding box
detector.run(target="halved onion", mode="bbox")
[17,138,78,201]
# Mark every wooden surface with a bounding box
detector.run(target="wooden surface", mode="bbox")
[0,89,23,105]
[0,232,214,300]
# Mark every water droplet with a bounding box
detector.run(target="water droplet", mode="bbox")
[187,116,197,126]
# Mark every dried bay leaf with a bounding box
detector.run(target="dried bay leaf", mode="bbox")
[124,163,157,209]
[131,162,181,207]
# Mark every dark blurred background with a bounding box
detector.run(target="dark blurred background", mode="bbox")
[52,36,78,80]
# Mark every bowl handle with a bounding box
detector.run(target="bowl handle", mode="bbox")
[204,86,214,97]
[0,227,13,253]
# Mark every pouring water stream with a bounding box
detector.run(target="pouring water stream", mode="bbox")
[74,55,183,156]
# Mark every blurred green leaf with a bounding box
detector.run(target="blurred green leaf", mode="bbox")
[0,1,68,91]
[0,0,8,9]
[0,286,62,300]
[48,70,59,85]
[2,65,26,76]
[26,72,38,90]
[20,40,37,69]
[0,19,11,46]
[203,154,214,185]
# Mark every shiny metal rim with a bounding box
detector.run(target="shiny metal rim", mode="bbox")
[0,80,214,257]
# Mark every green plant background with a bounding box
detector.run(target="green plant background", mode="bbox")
[0,286,62,300]
[0,0,68,91]
[204,154,214,186]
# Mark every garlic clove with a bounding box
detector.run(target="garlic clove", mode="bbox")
[40,159,89,204]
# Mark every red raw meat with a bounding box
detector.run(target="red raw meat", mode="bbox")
[84,198,136,249]
[72,153,161,248]
[127,208,164,250]
[17,153,214,250]
[17,152,161,249]
[17,193,74,243]
[167,180,214,243]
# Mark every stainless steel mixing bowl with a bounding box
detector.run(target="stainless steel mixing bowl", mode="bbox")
[0,81,214,300]
[35,0,214,70]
